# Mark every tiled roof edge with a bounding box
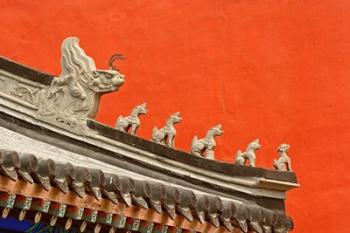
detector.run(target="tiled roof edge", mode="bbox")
[0,149,293,232]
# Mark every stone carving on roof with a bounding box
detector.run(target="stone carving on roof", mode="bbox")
[34,37,124,131]
[191,124,223,159]
[235,139,261,167]
[115,103,147,135]
[0,37,124,135]
[152,112,182,148]
[274,143,293,171]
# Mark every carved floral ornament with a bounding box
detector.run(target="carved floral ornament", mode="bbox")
[13,36,292,171]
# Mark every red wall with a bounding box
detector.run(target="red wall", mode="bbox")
[0,1,349,232]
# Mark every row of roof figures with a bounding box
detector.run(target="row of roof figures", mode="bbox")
[114,103,292,172]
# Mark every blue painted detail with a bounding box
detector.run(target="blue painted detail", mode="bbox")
[0,217,80,232]
[0,217,33,231]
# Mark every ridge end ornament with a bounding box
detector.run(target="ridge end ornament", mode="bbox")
[115,103,148,135]
[273,143,292,171]
[235,139,261,167]
[35,37,125,134]
[191,124,223,160]
[152,112,182,148]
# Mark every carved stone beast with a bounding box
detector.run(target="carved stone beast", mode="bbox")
[36,37,125,120]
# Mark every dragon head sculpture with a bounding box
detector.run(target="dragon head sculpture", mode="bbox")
[37,37,125,119]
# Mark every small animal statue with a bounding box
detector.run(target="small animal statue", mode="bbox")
[191,124,224,160]
[273,143,292,171]
[235,139,261,167]
[152,112,182,148]
[115,103,147,135]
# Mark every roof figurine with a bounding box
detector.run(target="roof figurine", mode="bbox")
[191,124,223,159]
[36,37,125,122]
[115,103,148,135]
[152,112,182,148]
[235,139,261,167]
[274,143,293,171]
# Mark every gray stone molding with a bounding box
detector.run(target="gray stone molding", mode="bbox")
[0,107,298,201]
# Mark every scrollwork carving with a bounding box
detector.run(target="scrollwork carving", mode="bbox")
[11,86,38,105]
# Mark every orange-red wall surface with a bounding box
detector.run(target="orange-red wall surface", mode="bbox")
[0,1,349,232]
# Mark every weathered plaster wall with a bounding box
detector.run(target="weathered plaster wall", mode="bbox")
[0,1,349,232]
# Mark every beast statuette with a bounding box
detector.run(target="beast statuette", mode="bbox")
[115,103,148,135]
[235,139,261,167]
[152,112,182,148]
[37,37,125,120]
[274,143,292,171]
[191,124,223,160]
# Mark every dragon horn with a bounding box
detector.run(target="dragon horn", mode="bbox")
[108,53,125,70]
